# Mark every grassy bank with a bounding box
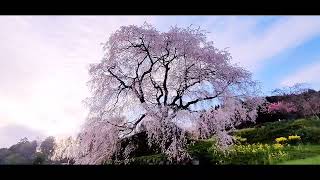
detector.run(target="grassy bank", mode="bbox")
[234,117,320,144]
[279,155,320,165]
[276,145,320,165]
[188,118,320,165]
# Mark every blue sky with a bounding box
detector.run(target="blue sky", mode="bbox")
[1,16,320,147]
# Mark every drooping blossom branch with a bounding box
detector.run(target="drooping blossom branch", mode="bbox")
[68,23,263,164]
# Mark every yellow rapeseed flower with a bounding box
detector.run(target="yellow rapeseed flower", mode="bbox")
[273,143,283,149]
[275,137,287,144]
[288,135,301,141]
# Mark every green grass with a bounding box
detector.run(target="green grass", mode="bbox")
[279,155,320,164]
[275,145,320,164]
[285,145,320,159]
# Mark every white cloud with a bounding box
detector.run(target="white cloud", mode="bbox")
[198,16,320,71]
[280,61,320,89]
[0,124,45,148]
[0,16,156,144]
[239,16,320,69]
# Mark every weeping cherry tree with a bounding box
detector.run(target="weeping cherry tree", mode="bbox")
[72,23,264,164]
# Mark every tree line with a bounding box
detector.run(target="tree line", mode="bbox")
[0,136,57,165]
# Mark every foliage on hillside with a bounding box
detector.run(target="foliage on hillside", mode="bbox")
[0,137,57,165]
[234,117,320,144]
[252,88,320,126]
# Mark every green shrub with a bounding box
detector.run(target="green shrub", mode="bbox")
[127,154,168,165]
[2,153,29,164]
[296,127,320,144]
[233,136,247,145]
[32,152,46,165]
[104,154,168,165]
[187,139,217,165]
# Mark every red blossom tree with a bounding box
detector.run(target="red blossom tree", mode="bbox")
[272,84,320,119]
[267,101,297,114]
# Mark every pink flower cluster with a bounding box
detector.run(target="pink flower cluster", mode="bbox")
[267,101,297,114]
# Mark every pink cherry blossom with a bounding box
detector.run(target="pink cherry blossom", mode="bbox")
[58,23,263,164]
